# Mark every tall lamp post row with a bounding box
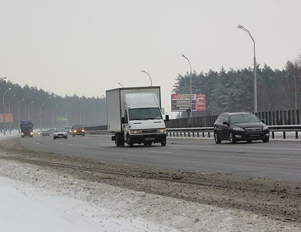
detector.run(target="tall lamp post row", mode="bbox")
[237,25,257,113]
[179,25,257,119]
[8,94,16,135]
[2,88,12,135]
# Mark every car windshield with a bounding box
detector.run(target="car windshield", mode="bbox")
[230,114,260,124]
[73,125,84,129]
[129,108,162,121]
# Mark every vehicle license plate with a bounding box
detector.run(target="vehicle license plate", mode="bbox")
[145,137,155,141]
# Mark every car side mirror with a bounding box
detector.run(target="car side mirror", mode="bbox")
[223,121,228,125]
[261,119,265,123]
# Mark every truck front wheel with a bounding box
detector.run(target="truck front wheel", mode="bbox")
[115,133,125,147]
[161,139,166,146]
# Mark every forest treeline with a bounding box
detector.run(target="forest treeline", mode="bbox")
[0,81,107,129]
[173,56,301,117]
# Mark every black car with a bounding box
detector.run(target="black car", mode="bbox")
[71,125,85,137]
[213,112,269,144]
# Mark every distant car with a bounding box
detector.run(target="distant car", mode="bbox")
[42,130,51,136]
[71,125,85,137]
[63,126,72,135]
[213,112,269,144]
[53,129,68,140]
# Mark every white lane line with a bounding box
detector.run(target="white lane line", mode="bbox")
[280,158,301,161]
[171,144,301,152]
[147,151,172,154]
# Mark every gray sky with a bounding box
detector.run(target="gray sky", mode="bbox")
[1,0,301,117]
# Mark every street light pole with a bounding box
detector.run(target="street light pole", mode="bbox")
[18,99,25,133]
[53,104,58,128]
[29,101,33,119]
[181,54,193,119]
[8,94,16,135]
[237,25,257,113]
[3,87,12,135]
[141,70,153,86]
[39,103,45,129]
[118,83,124,88]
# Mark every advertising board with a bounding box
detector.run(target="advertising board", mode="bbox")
[171,94,206,112]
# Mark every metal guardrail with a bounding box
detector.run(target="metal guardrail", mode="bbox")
[166,125,301,140]
[85,125,301,140]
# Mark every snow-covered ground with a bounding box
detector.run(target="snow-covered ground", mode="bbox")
[0,131,301,231]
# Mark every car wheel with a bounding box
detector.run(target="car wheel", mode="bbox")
[229,132,236,144]
[64,136,67,139]
[262,137,269,143]
[214,132,221,144]
[161,140,166,146]
[247,140,252,143]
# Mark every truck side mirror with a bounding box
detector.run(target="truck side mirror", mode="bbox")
[121,117,126,123]
[165,115,169,122]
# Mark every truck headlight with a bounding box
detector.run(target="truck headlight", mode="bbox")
[131,130,142,134]
[158,128,166,133]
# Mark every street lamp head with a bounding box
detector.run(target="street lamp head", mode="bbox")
[237,25,244,29]
[141,70,146,73]
[181,54,186,58]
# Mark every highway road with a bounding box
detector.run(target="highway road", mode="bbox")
[19,134,301,182]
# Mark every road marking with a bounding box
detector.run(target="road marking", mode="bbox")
[171,144,301,152]
[148,151,172,154]
[280,158,301,161]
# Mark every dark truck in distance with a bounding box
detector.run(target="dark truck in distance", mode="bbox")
[20,120,34,138]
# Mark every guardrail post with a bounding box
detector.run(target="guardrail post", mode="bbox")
[283,131,286,139]
[295,131,298,139]
[208,132,210,138]
[202,132,205,137]
[272,131,274,139]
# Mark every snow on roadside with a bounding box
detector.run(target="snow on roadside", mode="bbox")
[0,134,301,231]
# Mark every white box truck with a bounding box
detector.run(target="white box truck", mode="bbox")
[106,86,169,147]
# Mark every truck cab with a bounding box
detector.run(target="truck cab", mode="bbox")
[20,120,34,138]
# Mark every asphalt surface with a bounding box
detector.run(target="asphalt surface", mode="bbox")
[19,134,301,182]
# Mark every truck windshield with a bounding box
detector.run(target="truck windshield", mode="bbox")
[129,108,162,121]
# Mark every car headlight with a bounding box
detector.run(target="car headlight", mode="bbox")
[232,127,244,131]
[263,125,269,130]
[131,130,142,134]
[158,128,166,133]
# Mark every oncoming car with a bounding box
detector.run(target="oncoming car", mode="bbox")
[213,112,269,144]
[71,125,85,137]
[53,129,68,140]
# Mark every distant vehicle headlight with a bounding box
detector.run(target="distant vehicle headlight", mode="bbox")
[263,125,269,130]
[232,127,244,131]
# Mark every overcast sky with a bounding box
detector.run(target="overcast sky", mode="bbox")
[1,0,301,116]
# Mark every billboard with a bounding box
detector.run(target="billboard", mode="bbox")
[171,94,206,112]
[0,113,13,123]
